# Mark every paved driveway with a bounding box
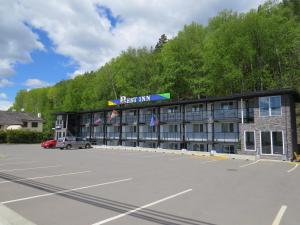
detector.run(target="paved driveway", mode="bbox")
[0,144,299,225]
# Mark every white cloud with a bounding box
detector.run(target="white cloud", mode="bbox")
[24,78,52,88]
[0,100,13,110]
[0,79,13,87]
[0,1,44,78]
[0,93,8,99]
[1,0,265,78]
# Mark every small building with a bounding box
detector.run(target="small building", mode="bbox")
[0,111,43,132]
[54,89,300,160]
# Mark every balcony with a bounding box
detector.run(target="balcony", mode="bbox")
[160,132,181,140]
[122,132,137,139]
[213,108,254,121]
[160,112,182,123]
[139,114,153,124]
[106,132,119,139]
[122,115,137,124]
[185,111,207,121]
[139,132,158,140]
[214,132,239,142]
[185,132,208,141]
[106,117,120,125]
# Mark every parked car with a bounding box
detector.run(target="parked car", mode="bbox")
[56,137,92,150]
[41,139,57,149]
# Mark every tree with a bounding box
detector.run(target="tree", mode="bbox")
[154,34,168,52]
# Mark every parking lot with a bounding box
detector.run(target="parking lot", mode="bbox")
[0,144,299,225]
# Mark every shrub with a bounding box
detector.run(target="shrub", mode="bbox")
[0,130,7,143]
[3,130,54,144]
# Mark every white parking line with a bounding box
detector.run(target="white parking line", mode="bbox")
[287,164,298,173]
[1,178,132,204]
[91,188,192,225]
[240,160,261,168]
[0,165,61,172]
[272,205,287,225]
[0,161,39,166]
[0,171,91,184]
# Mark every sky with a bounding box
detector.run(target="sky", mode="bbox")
[0,0,266,110]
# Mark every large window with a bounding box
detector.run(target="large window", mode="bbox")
[193,124,204,133]
[245,131,255,151]
[221,102,233,110]
[261,131,284,155]
[259,96,281,116]
[221,123,234,133]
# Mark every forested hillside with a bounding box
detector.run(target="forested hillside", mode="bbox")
[11,0,300,131]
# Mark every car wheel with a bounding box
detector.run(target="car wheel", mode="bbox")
[66,144,72,150]
[85,143,91,149]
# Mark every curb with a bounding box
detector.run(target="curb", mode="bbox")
[92,145,256,161]
[0,204,37,225]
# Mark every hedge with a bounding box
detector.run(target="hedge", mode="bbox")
[0,130,53,144]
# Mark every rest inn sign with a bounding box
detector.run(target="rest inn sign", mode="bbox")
[108,93,170,106]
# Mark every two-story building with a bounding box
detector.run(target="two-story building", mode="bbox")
[54,89,299,160]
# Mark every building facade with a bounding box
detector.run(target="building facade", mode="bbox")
[55,89,299,160]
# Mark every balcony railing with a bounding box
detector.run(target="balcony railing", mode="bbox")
[106,132,119,139]
[214,132,239,142]
[106,117,120,125]
[185,111,207,121]
[160,112,182,122]
[122,115,137,124]
[160,132,181,140]
[139,114,153,123]
[139,132,158,140]
[122,132,137,139]
[185,132,208,141]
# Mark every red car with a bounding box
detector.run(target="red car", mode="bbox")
[41,139,57,149]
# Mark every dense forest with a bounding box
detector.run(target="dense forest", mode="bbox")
[11,0,300,131]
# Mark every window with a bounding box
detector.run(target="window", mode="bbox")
[270,96,281,116]
[224,145,235,154]
[23,122,28,127]
[259,96,281,116]
[272,132,283,155]
[168,107,177,113]
[193,144,205,151]
[192,104,203,112]
[221,102,233,110]
[261,131,283,155]
[32,122,38,128]
[221,123,234,133]
[193,124,204,133]
[169,125,178,132]
[245,131,255,151]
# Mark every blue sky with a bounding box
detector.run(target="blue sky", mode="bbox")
[0,0,265,110]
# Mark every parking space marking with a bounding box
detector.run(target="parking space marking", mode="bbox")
[240,160,261,168]
[1,178,132,204]
[0,161,39,166]
[287,164,298,173]
[0,165,61,172]
[91,188,192,225]
[0,170,91,184]
[272,205,287,225]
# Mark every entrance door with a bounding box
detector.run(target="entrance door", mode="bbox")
[261,131,284,155]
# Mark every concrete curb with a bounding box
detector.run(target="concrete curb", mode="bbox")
[0,204,37,225]
[91,145,256,161]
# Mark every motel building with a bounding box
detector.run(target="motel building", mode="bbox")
[55,89,300,160]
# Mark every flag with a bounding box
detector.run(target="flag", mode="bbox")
[109,110,118,121]
[94,118,102,125]
[150,114,156,127]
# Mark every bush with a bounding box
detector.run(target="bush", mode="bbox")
[0,130,54,144]
[0,130,7,143]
